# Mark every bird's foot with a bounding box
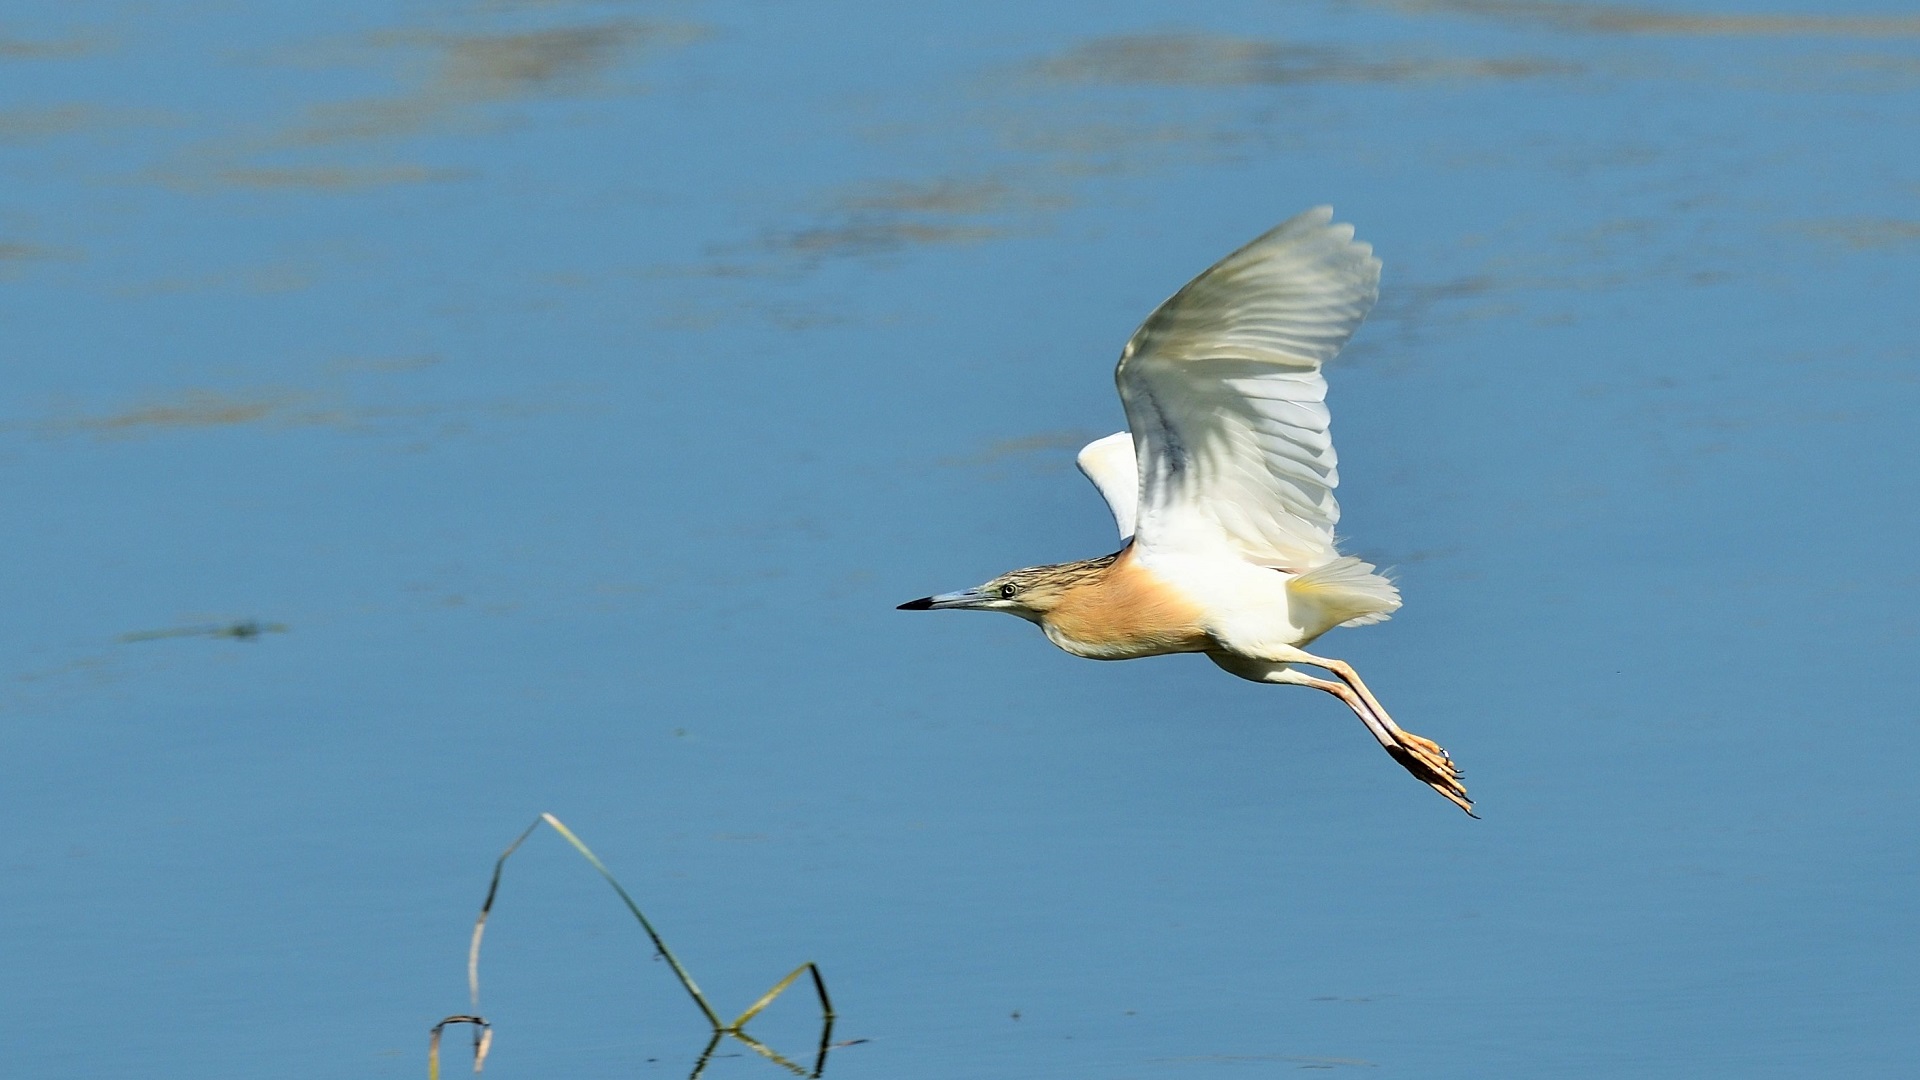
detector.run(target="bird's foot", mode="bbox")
[1397,730,1453,768]
[1384,733,1473,816]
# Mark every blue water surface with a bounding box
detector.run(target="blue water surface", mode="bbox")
[3,1,1918,1076]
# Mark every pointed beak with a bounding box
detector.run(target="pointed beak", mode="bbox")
[897,587,993,611]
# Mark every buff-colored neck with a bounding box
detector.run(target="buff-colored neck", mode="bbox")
[1038,547,1212,660]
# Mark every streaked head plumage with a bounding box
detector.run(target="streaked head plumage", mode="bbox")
[897,551,1120,621]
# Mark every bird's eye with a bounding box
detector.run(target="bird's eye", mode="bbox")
[999,583,1018,600]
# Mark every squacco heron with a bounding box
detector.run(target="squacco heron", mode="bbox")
[900,207,1471,814]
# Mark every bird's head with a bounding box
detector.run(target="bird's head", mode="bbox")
[898,553,1118,623]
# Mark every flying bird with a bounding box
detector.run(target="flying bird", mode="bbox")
[899,207,1471,814]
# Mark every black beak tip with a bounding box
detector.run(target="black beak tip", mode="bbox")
[897,596,935,611]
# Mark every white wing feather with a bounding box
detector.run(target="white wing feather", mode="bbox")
[1117,206,1380,568]
[1076,431,1138,539]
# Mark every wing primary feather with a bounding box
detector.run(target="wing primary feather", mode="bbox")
[1116,206,1381,568]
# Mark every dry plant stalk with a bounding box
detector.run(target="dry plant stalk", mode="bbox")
[427,1017,490,1080]
[428,813,835,1078]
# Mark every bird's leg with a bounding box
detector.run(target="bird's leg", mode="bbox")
[1286,650,1455,769]
[1292,653,1414,744]
[1263,667,1397,749]
[1261,660,1472,815]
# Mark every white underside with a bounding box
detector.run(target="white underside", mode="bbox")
[1129,544,1399,658]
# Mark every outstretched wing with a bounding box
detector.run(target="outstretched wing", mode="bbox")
[1117,206,1380,568]
[1076,431,1137,539]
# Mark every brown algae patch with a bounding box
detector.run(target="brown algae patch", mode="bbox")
[0,105,103,141]
[1373,0,1920,38]
[279,20,709,145]
[72,391,302,433]
[770,221,1002,258]
[831,178,1070,215]
[0,241,72,261]
[207,164,470,191]
[1795,218,1920,250]
[1034,33,1577,86]
[740,176,1070,265]
[0,32,106,60]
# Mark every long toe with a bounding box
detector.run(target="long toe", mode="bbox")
[1397,730,1448,761]
[1430,782,1476,816]
[1385,742,1472,814]
[1390,740,1459,787]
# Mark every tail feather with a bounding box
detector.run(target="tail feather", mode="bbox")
[1287,556,1401,633]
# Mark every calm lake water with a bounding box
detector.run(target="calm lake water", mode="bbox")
[4,1,1918,1076]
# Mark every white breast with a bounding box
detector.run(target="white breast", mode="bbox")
[1129,547,1308,654]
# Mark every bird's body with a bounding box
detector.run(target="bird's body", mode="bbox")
[901,207,1472,813]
